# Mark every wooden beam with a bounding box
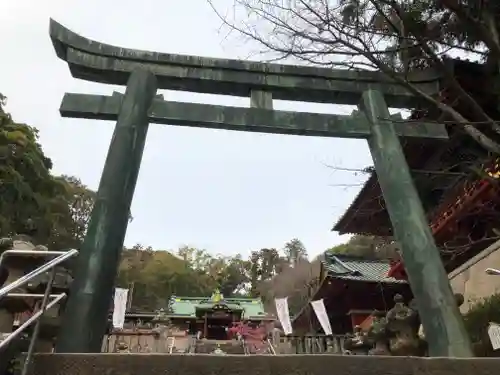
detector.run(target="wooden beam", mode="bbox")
[59,93,448,140]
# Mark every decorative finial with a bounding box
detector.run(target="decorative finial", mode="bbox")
[211,289,223,303]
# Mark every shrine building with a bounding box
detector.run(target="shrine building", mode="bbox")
[333,60,500,280]
[292,253,412,334]
[165,291,275,340]
[113,290,275,341]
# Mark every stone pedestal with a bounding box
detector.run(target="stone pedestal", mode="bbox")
[344,326,371,355]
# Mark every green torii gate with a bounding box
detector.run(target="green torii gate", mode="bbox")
[49,19,472,357]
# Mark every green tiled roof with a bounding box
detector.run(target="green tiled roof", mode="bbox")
[168,296,272,320]
[239,299,271,319]
[168,297,201,317]
[196,302,243,311]
[322,253,406,284]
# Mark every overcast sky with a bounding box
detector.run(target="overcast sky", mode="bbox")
[0,0,373,257]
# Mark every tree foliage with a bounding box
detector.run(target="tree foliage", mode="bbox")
[328,234,399,259]
[176,246,250,296]
[0,95,95,249]
[284,238,308,266]
[462,293,500,357]
[210,0,500,154]
[56,175,96,245]
[116,245,222,310]
[257,257,321,315]
[116,244,256,309]
[116,238,314,311]
[249,247,284,296]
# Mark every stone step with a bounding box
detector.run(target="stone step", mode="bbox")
[30,353,499,375]
[194,339,244,354]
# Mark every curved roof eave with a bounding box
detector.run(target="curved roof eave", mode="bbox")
[332,173,379,234]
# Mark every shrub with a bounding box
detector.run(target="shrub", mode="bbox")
[462,293,500,357]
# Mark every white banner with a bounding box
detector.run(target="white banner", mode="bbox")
[275,297,293,335]
[310,299,332,335]
[112,288,129,329]
[488,322,500,350]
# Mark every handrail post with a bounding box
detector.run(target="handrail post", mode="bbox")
[0,294,67,350]
[21,268,56,375]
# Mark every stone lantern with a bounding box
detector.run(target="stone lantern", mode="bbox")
[0,221,74,353]
[366,310,390,355]
[0,235,49,337]
[385,294,421,356]
[0,233,51,375]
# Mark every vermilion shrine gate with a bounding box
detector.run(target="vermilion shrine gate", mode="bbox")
[49,19,471,357]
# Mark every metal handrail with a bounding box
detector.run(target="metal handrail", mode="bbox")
[267,338,276,355]
[0,293,66,350]
[0,249,78,298]
[0,248,78,375]
[0,249,69,266]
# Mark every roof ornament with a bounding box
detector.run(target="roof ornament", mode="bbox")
[211,289,224,303]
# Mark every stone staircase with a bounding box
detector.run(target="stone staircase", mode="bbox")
[29,353,499,375]
[193,339,244,354]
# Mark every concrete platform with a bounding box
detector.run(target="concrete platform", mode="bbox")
[30,353,499,375]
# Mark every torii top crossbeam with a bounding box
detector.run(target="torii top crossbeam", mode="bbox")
[49,19,439,109]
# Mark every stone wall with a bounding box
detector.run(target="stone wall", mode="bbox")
[102,333,160,352]
[30,354,499,375]
[449,240,500,313]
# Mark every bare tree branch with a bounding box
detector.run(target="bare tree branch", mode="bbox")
[207,0,500,154]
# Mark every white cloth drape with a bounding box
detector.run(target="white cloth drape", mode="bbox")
[488,322,500,350]
[112,288,129,329]
[310,299,332,335]
[275,297,293,335]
